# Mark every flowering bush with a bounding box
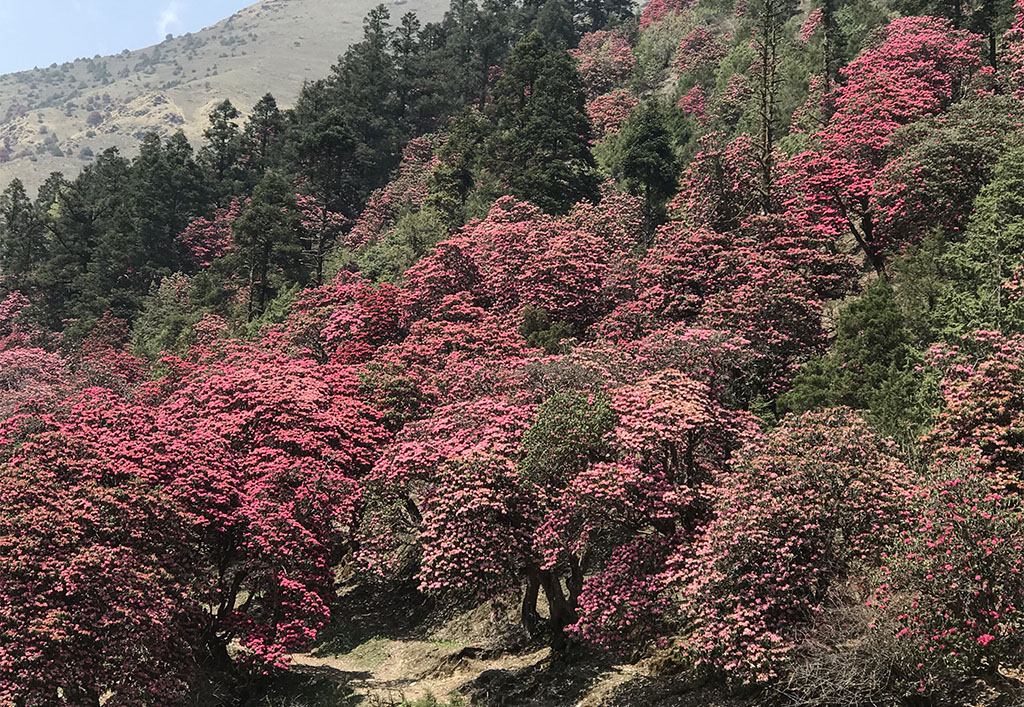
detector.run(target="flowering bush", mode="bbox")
[876,467,1024,692]
[588,89,640,139]
[674,409,912,683]
[572,30,636,97]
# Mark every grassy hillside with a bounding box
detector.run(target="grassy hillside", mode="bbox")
[0,0,447,194]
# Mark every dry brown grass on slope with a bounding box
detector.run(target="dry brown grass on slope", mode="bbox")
[0,0,448,194]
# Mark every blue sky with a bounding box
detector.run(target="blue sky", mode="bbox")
[0,1,251,75]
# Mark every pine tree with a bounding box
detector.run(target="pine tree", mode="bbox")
[199,99,243,200]
[0,179,46,290]
[486,32,601,214]
[779,278,926,441]
[232,172,305,320]
[941,143,1024,336]
[240,93,285,180]
[128,132,208,277]
[296,108,359,284]
[612,101,678,229]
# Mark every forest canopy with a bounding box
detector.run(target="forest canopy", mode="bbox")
[1,0,1024,704]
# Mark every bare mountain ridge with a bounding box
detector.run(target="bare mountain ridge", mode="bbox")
[0,0,447,194]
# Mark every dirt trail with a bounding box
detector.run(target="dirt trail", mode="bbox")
[292,639,551,703]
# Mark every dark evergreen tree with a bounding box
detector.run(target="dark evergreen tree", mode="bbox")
[576,0,635,33]
[426,109,491,228]
[296,108,360,285]
[241,93,286,181]
[485,32,600,214]
[232,172,306,320]
[612,101,678,229]
[199,99,244,200]
[0,179,46,291]
[128,132,208,277]
[534,0,578,47]
[34,149,134,331]
[779,278,927,441]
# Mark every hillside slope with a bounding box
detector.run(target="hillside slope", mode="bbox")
[0,0,447,194]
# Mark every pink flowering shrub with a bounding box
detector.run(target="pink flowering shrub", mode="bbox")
[926,331,1024,492]
[0,403,192,704]
[876,467,1024,691]
[671,26,726,80]
[570,534,675,652]
[572,30,636,97]
[668,133,761,231]
[587,89,640,139]
[178,199,245,267]
[640,0,692,29]
[673,409,912,683]
[148,340,385,666]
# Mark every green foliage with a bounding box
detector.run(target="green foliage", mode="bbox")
[199,99,243,200]
[519,305,574,354]
[485,32,601,214]
[232,171,306,320]
[131,274,201,360]
[129,131,210,276]
[779,279,930,442]
[519,389,616,486]
[604,101,678,226]
[357,208,447,284]
[630,12,691,92]
[295,107,361,217]
[834,0,892,66]
[241,93,286,182]
[939,142,1024,337]
[0,178,45,292]
[425,109,491,229]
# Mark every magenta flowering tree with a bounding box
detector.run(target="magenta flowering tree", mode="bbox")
[783,17,982,271]
[552,370,758,651]
[357,395,536,595]
[147,339,386,667]
[572,30,636,97]
[398,237,485,323]
[0,402,192,706]
[380,293,537,402]
[631,214,856,392]
[283,272,406,364]
[671,26,727,83]
[0,291,65,417]
[875,467,1024,691]
[668,133,762,232]
[673,409,912,683]
[639,0,691,30]
[587,89,640,139]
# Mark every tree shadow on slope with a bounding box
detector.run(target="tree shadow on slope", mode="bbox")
[315,579,436,655]
[459,644,763,707]
[460,644,611,706]
[597,674,757,707]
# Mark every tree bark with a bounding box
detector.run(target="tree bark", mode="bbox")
[539,568,577,651]
[522,567,542,637]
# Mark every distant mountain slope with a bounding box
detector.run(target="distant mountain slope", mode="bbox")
[0,0,448,194]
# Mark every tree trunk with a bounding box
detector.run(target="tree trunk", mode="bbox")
[539,569,577,651]
[756,0,781,215]
[522,567,542,637]
[822,0,840,102]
